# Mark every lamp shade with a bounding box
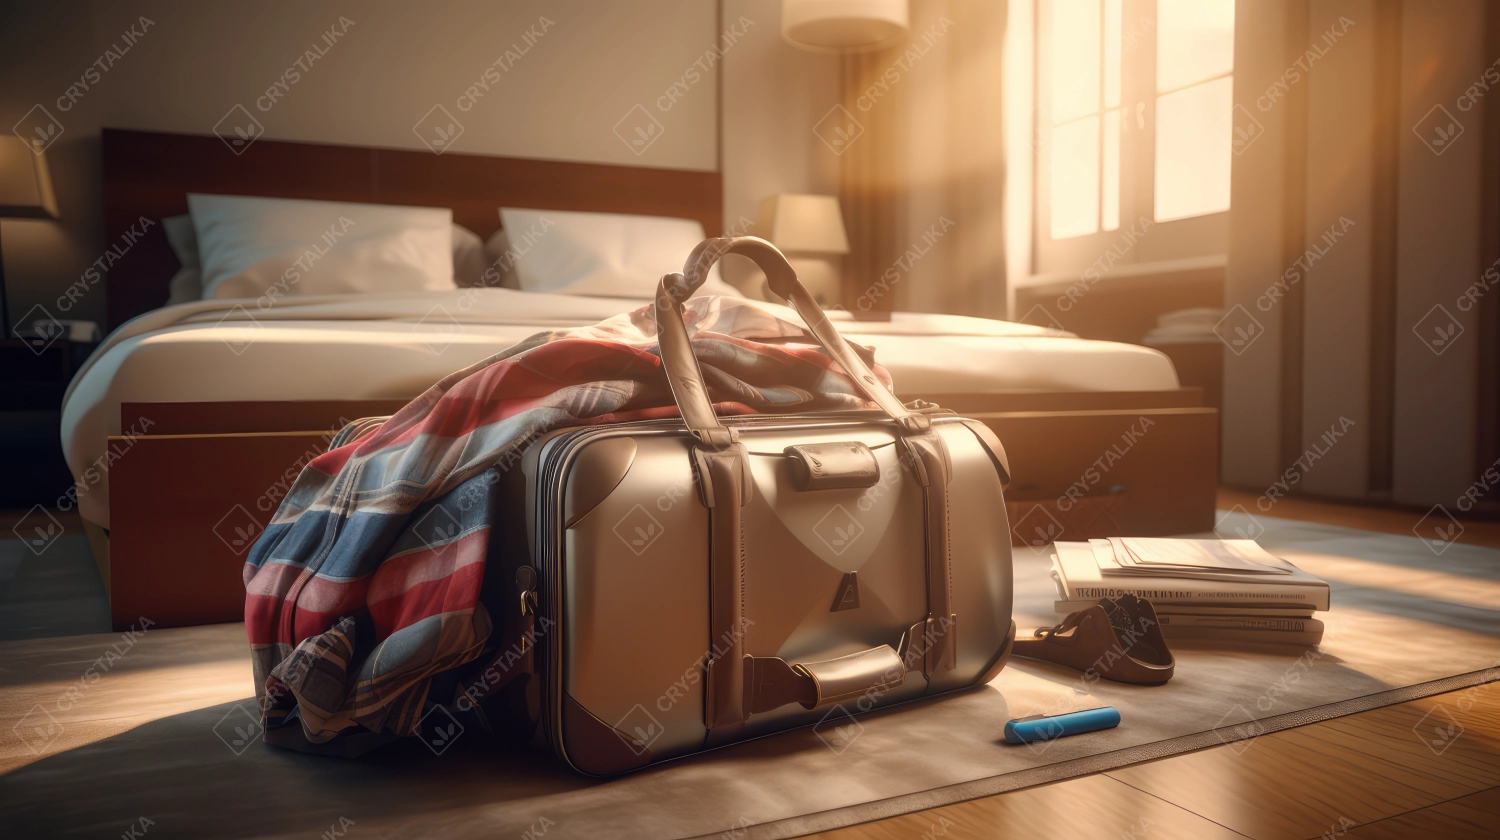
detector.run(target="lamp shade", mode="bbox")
[782,0,909,53]
[757,194,849,254]
[0,135,59,219]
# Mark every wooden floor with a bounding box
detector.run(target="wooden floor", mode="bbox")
[807,685,1500,839]
[1216,486,1500,550]
[812,489,1500,840]
[0,507,108,640]
[3,493,1497,838]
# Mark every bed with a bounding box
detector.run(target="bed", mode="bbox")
[68,129,1216,629]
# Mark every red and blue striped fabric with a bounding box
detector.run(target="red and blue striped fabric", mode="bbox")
[242,297,890,743]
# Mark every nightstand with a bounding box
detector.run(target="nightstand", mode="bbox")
[0,337,94,508]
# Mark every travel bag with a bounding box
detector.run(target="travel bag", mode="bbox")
[450,236,1017,774]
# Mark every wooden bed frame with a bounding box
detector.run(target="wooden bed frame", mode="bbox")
[96,129,1218,630]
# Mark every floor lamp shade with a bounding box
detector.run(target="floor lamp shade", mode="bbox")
[781,0,909,52]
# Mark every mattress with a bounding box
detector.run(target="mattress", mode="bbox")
[60,289,1178,527]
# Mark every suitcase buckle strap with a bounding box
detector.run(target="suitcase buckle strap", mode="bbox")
[897,414,932,435]
[701,444,750,730]
[691,426,738,449]
[905,432,958,676]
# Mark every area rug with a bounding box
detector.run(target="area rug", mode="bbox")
[1,512,1497,839]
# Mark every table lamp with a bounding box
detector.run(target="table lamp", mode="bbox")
[757,194,849,306]
[0,134,60,338]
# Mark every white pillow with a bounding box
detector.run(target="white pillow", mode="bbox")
[188,194,454,301]
[481,228,523,289]
[164,213,480,300]
[451,223,487,287]
[499,207,741,299]
[162,213,203,305]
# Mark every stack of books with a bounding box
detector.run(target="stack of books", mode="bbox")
[1049,537,1331,645]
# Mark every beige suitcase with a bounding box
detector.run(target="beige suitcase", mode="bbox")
[461,237,1016,774]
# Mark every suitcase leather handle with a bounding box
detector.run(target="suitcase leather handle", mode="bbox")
[660,236,931,437]
[654,237,958,734]
[745,645,906,713]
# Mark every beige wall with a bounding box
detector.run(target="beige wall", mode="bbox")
[0,0,838,327]
[722,0,841,235]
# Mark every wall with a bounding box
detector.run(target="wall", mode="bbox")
[0,0,839,329]
[721,0,841,236]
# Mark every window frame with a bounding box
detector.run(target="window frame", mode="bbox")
[1033,0,1230,278]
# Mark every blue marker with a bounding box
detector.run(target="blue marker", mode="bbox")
[1004,707,1121,744]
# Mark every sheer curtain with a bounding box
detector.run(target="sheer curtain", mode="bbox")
[837,0,1009,317]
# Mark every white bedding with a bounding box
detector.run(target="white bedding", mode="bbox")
[61,289,1177,528]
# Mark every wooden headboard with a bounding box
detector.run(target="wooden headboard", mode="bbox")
[100,128,723,330]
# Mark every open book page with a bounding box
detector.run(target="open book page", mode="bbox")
[1115,538,1293,575]
[1062,540,1330,609]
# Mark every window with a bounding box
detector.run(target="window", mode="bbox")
[1153,0,1234,222]
[1046,0,1115,239]
[1034,0,1233,274]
